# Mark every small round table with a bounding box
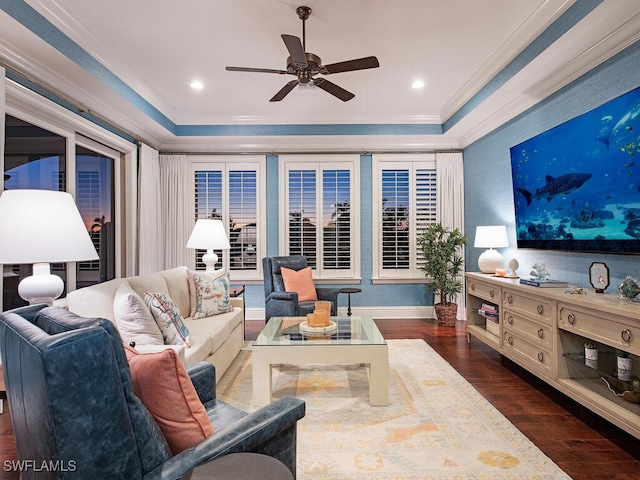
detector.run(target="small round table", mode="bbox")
[189,453,293,480]
[340,287,362,316]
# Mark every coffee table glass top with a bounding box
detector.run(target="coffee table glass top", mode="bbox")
[254,316,386,346]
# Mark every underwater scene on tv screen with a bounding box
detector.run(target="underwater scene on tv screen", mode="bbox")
[510,86,640,253]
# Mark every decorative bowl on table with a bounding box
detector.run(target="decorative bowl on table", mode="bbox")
[299,320,337,335]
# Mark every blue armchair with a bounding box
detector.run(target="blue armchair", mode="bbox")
[0,305,305,479]
[263,256,341,323]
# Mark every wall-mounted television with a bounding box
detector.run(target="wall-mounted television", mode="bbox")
[510,86,640,254]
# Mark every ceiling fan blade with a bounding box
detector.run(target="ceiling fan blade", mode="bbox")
[226,66,288,74]
[270,80,299,102]
[314,78,355,102]
[281,34,307,68]
[321,56,380,75]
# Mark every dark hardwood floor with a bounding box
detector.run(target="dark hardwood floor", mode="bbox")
[1,318,638,479]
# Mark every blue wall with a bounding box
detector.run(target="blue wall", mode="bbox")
[464,41,640,291]
[244,153,433,310]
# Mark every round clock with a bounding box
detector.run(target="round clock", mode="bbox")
[589,262,609,293]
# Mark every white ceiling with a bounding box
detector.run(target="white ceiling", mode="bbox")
[1,0,640,151]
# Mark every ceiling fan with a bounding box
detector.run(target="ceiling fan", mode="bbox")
[226,5,379,102]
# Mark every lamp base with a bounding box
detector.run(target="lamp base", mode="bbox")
[18,263,64,305]
[202,250,227,277]
[478,249,505,274]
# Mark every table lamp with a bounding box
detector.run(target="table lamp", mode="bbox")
[186,219,231,275]
[0,189,99,305]
[474,225,508,274]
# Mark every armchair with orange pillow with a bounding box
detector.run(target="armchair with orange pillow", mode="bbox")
[262,255,340,323]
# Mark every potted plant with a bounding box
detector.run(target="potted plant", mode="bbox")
[418,223,467,326]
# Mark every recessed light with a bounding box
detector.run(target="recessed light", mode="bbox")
[411,79,425,89]
[190,80,204,90]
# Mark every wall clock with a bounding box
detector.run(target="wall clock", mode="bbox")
[589,262,609,293]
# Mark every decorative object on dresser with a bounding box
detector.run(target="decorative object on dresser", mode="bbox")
[418,223,467,326]
[0,189,98,305]
[589,261,610,293]
[506,257,520,278]
[520,262,568,287]
[473,225,509,274]
[618,275,640,301]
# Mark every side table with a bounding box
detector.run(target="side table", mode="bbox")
[340,287,361,316]
[188,453,293,480]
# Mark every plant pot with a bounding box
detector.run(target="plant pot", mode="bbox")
[434,302,457,327]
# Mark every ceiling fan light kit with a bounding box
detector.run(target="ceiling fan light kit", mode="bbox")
[226,5,379,102]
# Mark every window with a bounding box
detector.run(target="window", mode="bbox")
[190,156,264,281]
[2,115,120,310]
[75,143,116,287]
[280,155,359,280]
[373,154,437,280]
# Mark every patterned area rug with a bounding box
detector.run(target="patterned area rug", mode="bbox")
[217,339,571,479]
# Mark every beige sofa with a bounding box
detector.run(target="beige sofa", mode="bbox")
[59,266,244,379]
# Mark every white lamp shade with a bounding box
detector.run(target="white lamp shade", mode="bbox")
[474,225,509,248]
[0,189,99,264]
[186,219,230,250]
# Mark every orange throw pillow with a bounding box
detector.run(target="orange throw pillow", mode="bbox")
[124,346,214,454]
[281,266,318,302]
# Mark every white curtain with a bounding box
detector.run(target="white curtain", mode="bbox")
[138,143,163,274]
[159,154,191,269]
[436,151,466,319]
[138,147,191,273]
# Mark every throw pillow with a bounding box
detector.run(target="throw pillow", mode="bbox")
[124,346,214,454]
[113,283,164,346]
[144,291,191,347]
[187,270,232,319]
[281,266,318,302]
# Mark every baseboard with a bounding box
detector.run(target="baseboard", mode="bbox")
[245,306,440,321]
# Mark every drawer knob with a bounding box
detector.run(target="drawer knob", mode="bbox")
[507,295,513,304]
[490,289,495,298]
[568,313,576,325]
[537,305,544,315]
[538,328,544,339]
[507,315,513,325]
[621,329,632,343]
[470,283,476,291]
[537,352,544,363]
[507,336,514,346]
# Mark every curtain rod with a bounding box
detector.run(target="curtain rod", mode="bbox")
[160,149,463,156]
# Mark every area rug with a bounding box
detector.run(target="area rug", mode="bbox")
[217,339,571,479]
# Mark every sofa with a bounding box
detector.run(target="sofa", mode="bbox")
[59,266,243,378]
[0,304,305,479]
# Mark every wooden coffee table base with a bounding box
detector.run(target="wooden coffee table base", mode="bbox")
[252,343,389,407]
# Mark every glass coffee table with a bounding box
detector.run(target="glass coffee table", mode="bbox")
[252,316,388,406]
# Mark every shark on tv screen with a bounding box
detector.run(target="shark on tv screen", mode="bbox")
[510,86,640,254]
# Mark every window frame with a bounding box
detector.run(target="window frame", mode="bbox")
[188,155,266,282]
[279,154,360,281]
[372,153,437,282]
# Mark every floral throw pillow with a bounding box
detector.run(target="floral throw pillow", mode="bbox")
[187,270,232,319]
[144,291,191,347]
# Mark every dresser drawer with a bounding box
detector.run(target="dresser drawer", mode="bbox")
[503,289,553,324]
[503,328,553,376]
[503,309,552,349]
[467,279,501,303]
[558,303,640,356]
